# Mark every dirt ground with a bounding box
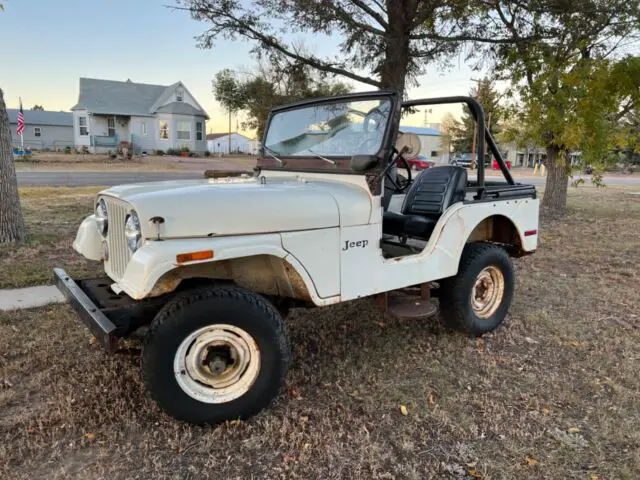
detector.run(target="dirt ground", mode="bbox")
[1,187,639,479]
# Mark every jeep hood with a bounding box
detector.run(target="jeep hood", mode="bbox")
[101,177,372,239]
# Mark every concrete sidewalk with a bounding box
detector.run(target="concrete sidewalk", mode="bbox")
[0,285,65,311]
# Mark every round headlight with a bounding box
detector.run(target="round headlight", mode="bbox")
[125,210,142,253]
[95,198,108,237]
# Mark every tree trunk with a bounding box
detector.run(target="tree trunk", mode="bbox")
[540,144,569,215]
[0,88,26,243]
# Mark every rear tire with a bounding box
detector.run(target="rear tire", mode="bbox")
[141,285,290,425]
[439,243,515,336]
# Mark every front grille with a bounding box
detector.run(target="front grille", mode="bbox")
[103,197,132,280]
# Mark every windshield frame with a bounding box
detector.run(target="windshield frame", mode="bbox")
[259,90,399,174]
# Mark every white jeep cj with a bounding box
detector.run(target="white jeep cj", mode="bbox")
[55,91,539,425]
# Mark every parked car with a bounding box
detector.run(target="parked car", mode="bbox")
[492,158,512,170]
[56,91,539,425]
[397,153,435,171]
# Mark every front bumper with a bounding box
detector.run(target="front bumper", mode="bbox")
[53,268,119,353]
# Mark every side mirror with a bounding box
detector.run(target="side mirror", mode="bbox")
[350,154,379,172]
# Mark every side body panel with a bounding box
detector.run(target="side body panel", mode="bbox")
[339,198,539,301]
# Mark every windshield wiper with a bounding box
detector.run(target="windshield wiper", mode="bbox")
[263,146,284,165]
[307,148,336,166]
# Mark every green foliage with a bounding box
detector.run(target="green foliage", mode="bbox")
[213,56,351,138]
[63,146,71,154]
[154,149,165,156]
[204,150,211,157]
[454,77,505,153]
[31,105,44,111]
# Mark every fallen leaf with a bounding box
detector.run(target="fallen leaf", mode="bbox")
[89,336,97,345]
[84,432,96,442]
[526,455,539,466]
[400,405,408,416]
[467,468,484,478]
[567,427,581,433]
[589,475,599,480]
[427,393,435,405]
[542,408,550,415]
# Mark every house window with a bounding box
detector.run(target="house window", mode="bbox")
[159,120,169,139]
[34,127,42,137]
[177,121,191,140]
[176,88,184,102]
[141,122,147,136]
[196,121,203,141]
[431,150,438,157]
[107,117,116,137]
[79,116,88,136]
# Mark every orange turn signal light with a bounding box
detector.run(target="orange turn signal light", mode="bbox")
[176,250,214,263]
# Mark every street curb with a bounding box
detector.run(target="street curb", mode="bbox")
[0,285,65,311]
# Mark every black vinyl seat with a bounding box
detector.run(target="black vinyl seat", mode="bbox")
[383,166,468,240]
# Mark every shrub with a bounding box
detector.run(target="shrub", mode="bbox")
[167,148,180,156]
[180,146,190,153]
[64,146,72,154]
[204,151,211,157]
[155,149,165,156]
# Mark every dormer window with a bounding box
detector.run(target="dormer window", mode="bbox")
[176,88,184,102]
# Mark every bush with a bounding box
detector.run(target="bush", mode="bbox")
[180,146,190,153]
[64,146,72,154]
[155,149,165,156]
[167,148,180,156]
[204,151,211,157]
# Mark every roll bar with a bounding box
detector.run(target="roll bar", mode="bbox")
[402,97,515,191]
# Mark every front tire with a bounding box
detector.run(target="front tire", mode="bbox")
[439,243,515,336]
[141,285,290,425]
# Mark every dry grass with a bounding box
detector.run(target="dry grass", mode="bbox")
[14,152,257,172]
[1,187,639,479]
[0,187,104,289]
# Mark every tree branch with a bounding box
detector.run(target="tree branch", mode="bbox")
[348,0,388,28]
[177,4,383,88]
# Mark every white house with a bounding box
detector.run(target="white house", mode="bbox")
[71,78,209,154]
[207,133,259,155]
[8,109,73,150]
[399,125,446,163]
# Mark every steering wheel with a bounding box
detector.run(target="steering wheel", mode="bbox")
[380,148,412,194]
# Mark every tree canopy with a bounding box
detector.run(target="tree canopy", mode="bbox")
[31,105,44,111]
[177,0,539,96]
[213,56,350,139]
[484,0,640,213]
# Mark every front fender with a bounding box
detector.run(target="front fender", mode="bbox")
[114,234,338,306]
[73,214,102,261]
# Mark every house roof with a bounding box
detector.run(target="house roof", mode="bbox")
[399,125,441,136]
[7,109,73,127]
[71,78,209,118]
[206,132,255,141]
[156,102,207,116]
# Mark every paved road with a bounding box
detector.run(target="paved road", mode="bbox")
[16,170,640,187]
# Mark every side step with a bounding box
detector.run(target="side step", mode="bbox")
[378,284,438,319]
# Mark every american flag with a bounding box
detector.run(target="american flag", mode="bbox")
[16,99,25,136]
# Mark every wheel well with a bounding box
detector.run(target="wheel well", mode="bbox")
[466,215,525,256]
[147,255,314,301]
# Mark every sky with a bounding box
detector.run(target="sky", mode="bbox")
[0,0,480,136]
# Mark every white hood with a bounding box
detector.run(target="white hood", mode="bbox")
[100,176,372,239]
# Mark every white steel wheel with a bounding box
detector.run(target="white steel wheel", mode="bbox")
[173,324,261,404]
[471,265,505,319]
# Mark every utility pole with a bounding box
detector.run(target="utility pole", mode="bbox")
[228,109,232,155]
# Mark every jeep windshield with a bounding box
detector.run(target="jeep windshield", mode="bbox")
[261,96,393,170]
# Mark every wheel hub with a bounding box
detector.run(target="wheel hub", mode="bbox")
[174,325,261,404]
[471,265,505,319]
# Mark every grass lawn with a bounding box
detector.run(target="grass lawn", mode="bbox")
[0,187,104,289]
[0,187,639,479]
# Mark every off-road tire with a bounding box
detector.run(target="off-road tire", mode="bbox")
[141,284,290,425]
[439,242,515,336]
